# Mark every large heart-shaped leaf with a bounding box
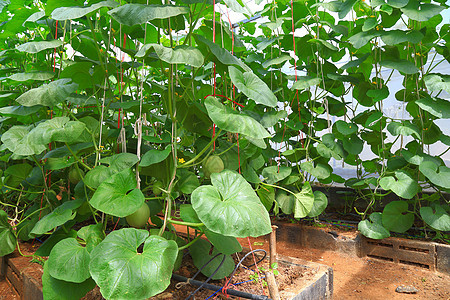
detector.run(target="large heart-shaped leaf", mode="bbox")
[424,75,450,94]
[189,239,235,280]
[0,210,17,256]
[195,35,251,72]
[300,161,331,179]
[42,261,96,300]
[51,0,119,20]
[204,230,242,255]
[31,199,84,235]
[260,110,288,128]
[419,161,450,189]
[16,79,78,107]
[108,4,189,26]
[358,212,390,239]
[1,125,47,156]
[204,96,270,140]
[334,120,358,136]
[307,191,328,218]
[48,238,91,283]
[294,182,315,219]
[8,71,55,81]
[276,190,295,214]
[401,0,444,21]
[380,30,423,46]
[136,44,204,68]
[382,201,414,233]
[262,166,291,184]
[420,204,450,231]
[317,133,345,159]
[380,60,419,74]
[16,40,63,53]
[291,76,321,90]
[89,228,178,300]
[379,170,419,199]
[89,168,145,217]
[28,117,86,145]
[228,66,277,108]
[140,147,171,167]
[35,227,78,257]
[262,54,292,69]
[387,121,421,139]
[416,97,450,119]
[191,170,272,238]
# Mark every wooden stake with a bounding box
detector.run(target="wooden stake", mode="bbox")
[269,225,278,267]
[265,271,281,300]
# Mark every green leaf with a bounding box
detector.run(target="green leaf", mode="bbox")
[424,75,450,94]
[300,161,331,179]
[380,30,423,46]
[191,170,272,238]
[177,170,200,194]
[204,230,242,255]
[380,60,419,74]
[366,86,389,102]
[140,147,171,167]
[416,97,450,118]
[419,161,450,189]
[308,38,339,51]
[338,0,358,18]
[31,199,84,235]
[8,71,55,81]
[257,186,275,211]
[136,44,204,68]
[28,117,86,145]
[0,210,17,256]
[379,170,419,199]
[16,40,63,53]
[108,4,189,26]
[387,121,421,139]
[362,18,378,31]
[387,0,409,8]
[317,133,345,159]
[276,190,295,214]
[260,110,287,128]
[293,182,315,219]
[4,163,33,188]
[340,53,371,69]
[262,166,291,184]
[348,31,380,49]
[401,0,444,21]
[16,79,78,107]
[262,55,291,69]
[0,105,42,117]
[307,191,328,217]
[291,76,321,90]
[1,125,47,156]
[195,35,251,72]
[228,66,277,108]
[334,120,358,136]
[204,96,270,139]
[35,227,78,257]
[189,239,234,280]
[89,229,178,299]
[89,168,145,218]
[382,201,414,233]
[77,223,105,252]
[51,0,119,20]
[42,261,96,300]
[180,204,202,224]
[358,212,390,239]
[48,238,91,283]
[420,204,450,231]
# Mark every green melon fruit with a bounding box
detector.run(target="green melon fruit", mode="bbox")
[203,155,224,178]
[68,168,84,185]
[126,203,150,228]
[153,181,163,196]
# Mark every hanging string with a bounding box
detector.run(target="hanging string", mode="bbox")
[290,0,304,147]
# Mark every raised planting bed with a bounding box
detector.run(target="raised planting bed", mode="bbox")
[0,244,333,300]
[272,220,450,274]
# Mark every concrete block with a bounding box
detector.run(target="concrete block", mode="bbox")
[436,243,450,274]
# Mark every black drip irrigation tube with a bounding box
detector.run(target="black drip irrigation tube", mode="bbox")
[172,274,271,300]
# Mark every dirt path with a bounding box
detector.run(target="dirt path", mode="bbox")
[240,236,450,300]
